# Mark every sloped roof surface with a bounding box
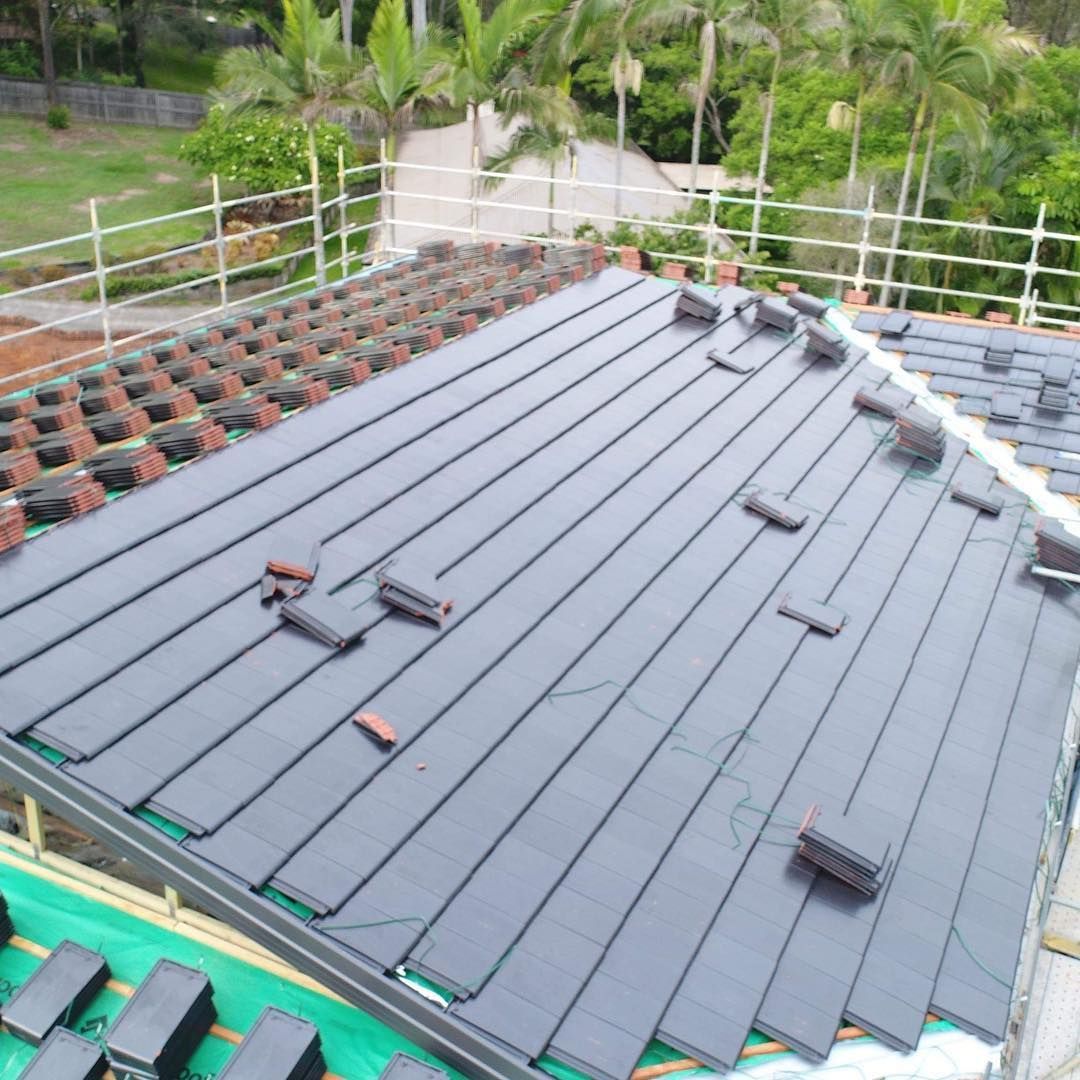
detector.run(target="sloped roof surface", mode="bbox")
[0,273,1077,1080]
[853,311,1080,493]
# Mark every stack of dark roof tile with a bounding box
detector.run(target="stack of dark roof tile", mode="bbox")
[250,308,286,328]
[377,559,451,626]
[33,427,98,466]
[138,388,199,422]
[265,319,312,342]
[797,804,891,896]
[183,329,226,351]
[270,343,322,370]
[185,371,246,403]
[79,385,130,415]
[1038,385,1070,410]
[429,313,478,338]
[0,939,110,1045]
[120,370,173,398]
[754,297,798,334]
[86,407,152,443]
[950,484,1004,515]
[895,404,946,463]
[232,330,281,356]
[160,355,212,383]
[150,342,190,363]
[105,959,216,1080]
[148,418,228,460]
[227,356,286,385]
[205,395,282,431]
[1034,518,1080,574]
[197,344,248,368]
[216,319,255,339]
[676,282,724,321]
[0,394,38,420]
[379,1053,450,1079]
[340,315,389,338]
[417,239,455,261]
[458,297,505,320]
[115,353,159,376]
[35,381,80,405]
[17,1028,107,1080]
[391,326,444,353]
[378,303,421,326]
[989,389,1024,421]
[544,243,606,274]
[304,308,345,329]
[805,321,849,363]
[787,291,829,319]
[985,331,1015,366]
[492,284,538,308]
[0,504,26,553]
[301,357,372,389]
[86,445,169,489]
[853,383,915,418]
[494,242,541,268]
[76,368,121,389]
[262,377,331,409]
[0,449,40,488]
[18,474,106,521]
[280,590,368,648]
[348,343,408,373]
[216,1007,326,1080]
[744,491,808,529]
[304,328,357,355]
[31,402,84,432]
[0,891,11,941]
[0,419,38,450]
[1043,351,1074,387]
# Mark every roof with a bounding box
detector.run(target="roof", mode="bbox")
[392,113,734,254]
[0,272,1077,1080]
[655,161,768,194]
[0,241,600,547]
[852,311,1080,494]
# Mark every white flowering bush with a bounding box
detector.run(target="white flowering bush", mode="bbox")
[179,106,356,195]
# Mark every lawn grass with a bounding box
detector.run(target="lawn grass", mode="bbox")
[0,115,214,264]
[143,43,222,94]
[288,197,381,285]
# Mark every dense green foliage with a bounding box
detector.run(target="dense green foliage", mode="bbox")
[179,108,355,192]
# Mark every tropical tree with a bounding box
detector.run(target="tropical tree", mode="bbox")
[353,0,449,159]
[450,0,573,172]
[878,0,1037,305]
[826,0,898,199]
[214,0,360,162]
[731,0,839,255]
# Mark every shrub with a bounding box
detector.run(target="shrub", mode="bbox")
[46,105,71,130]
[179,107,356,195]
[0,43,40,78]
[80,264,281,301]
[97,71,136,87]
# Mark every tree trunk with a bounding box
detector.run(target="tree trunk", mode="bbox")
[411,0,427,47]
[340,0,355,48]
[880,94,927,308]
[898,112,937,309]
[548,159,556,236]
[846,79,864,197]
[689,21,715,201]
[615,83,626,219]
[749,58,779,257]
[37,0,57,107]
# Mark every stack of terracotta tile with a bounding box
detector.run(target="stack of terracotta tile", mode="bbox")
[249,308,285,328]
[428,313,478,338]
[300,357,372,389]
[31,402,84,432]
[378,303,421,326]
[493,284,538,308]
[0,449,40,489]
[32,426,98,465]
[196,344,248,368]
[266,319,311,342]
[0,395,37,421]
[0,503,25,553]
[18,474,106,521]
[0,419,38,451]
[340,315,388,339]
[151,342,191,363]
[458,298,506,320]
[120,370,173,398]
[183,330,226,351]
[86,408,152,443]
[303,328,357,355]
[86,445,169,488]
[232,330,281,356]
[262,376,332,409]
[79,385,130,414]
[138,388,199,422]
[185,371,246,403]
[205,394,282,431]
[148,418,228,459]
[35,380,80,405]
[304,308,344,329]
[228,356,286,385]
[216,318,255,339]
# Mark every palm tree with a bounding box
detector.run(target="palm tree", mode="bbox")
[878,0,1037,306]
[353,0,449,161]
[450,0,573,174]
[732,0,838,256]
[826,0,897,200]
[215,0,359,163]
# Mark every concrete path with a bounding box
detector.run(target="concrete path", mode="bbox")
[0,297,217,333]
